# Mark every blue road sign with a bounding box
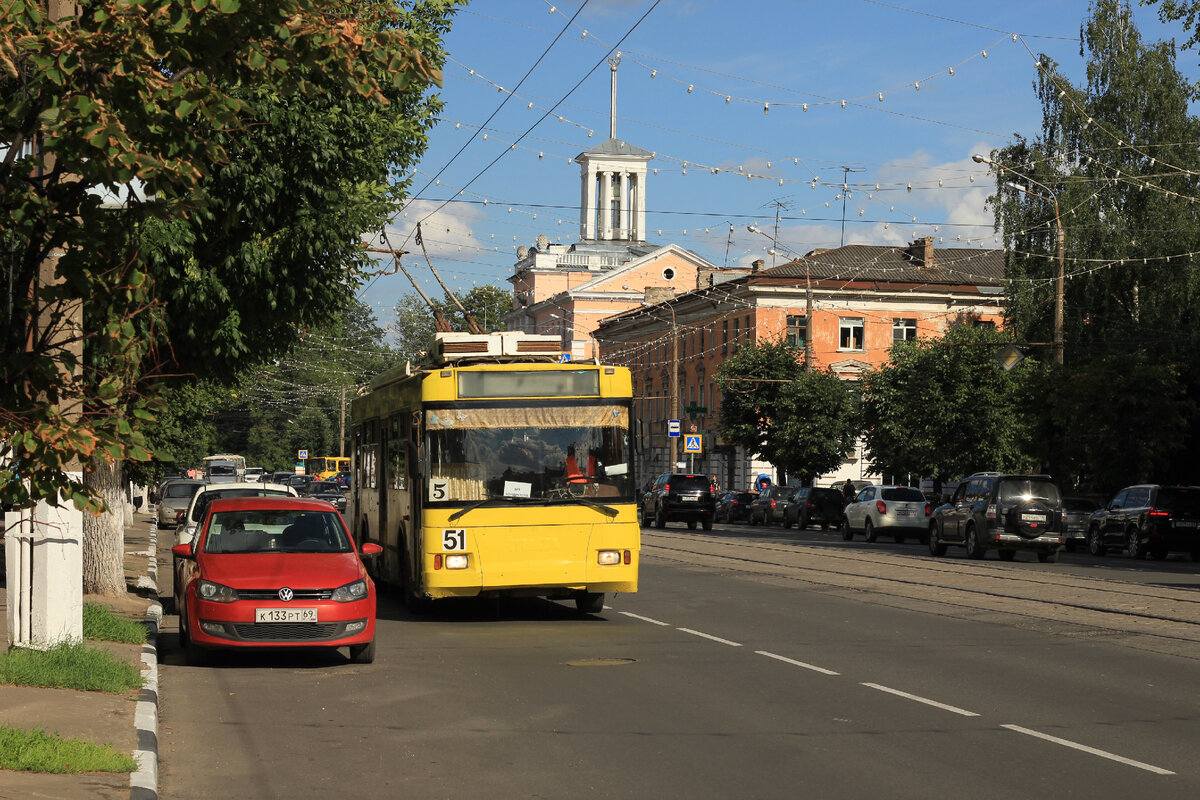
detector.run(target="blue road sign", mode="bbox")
[684,434,702,454]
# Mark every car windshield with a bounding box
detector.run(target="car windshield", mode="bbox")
[202,509,351,554]
[997,479,1061,504]
[309,482,342,493]
[1154,488,1200,513]
[165,483,202,499]
[191,489,292,522]
[1063,497,1100,512]
[881,487,925,502]
[425,403,634,503]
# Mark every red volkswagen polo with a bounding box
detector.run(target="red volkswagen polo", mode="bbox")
[172,496,381,665]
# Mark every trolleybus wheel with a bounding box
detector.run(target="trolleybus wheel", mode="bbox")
[575,592,605,614]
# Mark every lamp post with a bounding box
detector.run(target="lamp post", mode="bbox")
[972,154,1065,365]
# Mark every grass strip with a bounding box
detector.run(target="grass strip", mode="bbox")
[0,726,137,773]
[83,602,148,644]
[0,641,141,694]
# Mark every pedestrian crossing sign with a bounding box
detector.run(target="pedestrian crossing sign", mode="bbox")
[684,434,703,454]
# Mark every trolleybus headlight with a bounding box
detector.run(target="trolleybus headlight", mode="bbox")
[445,554,469,570]
[331,579,368,602]
[597,550,621,565]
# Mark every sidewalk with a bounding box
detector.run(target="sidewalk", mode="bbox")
[0,510,159,800]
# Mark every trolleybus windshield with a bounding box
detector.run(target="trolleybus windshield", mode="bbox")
[425,402,633,504]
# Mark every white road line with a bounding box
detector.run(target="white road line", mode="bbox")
[677,627,742,647]
[861,683,980,717]
[1001,724,1175,775]
[755,650,840,675]
[618,611,672,626]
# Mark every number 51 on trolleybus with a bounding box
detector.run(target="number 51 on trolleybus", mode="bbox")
[347,331,639,614]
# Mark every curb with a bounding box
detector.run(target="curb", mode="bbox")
[131,521,160,800]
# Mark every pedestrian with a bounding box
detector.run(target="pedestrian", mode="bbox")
[842,478,856,503]
[711,474,721,494]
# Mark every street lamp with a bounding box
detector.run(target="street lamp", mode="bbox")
[973,154,1065,365]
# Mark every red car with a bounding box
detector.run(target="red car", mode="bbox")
[172,496,382,665]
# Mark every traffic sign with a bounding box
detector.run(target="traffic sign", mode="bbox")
[298,449,309,460]
[667,419,681,438]
[684,434,703,454]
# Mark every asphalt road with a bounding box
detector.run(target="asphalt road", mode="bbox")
[157,519,1200,799]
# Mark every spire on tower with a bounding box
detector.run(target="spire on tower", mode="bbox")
[608,52,621,140]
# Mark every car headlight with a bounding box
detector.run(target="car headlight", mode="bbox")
[331,579,368,603]
[196,580,238,603]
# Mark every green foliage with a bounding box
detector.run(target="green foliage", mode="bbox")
[715,340,858,480]
[1,1,459,512]
[0,641,142,694]
[0,727,138,774]
[859,326,1036,480]
[82,603,148,645]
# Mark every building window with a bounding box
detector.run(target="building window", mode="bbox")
[722,320,729,354]
[732,319,740,351]
[893,318,917,343]
[974,319,996,330]
[786,315,807,348]
[839,317,864,351]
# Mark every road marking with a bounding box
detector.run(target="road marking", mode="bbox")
[1001,724,1175,775]
[619,611,671,626]
[756,650,840,675]
[861,683,980,717]
[678,627,742,647]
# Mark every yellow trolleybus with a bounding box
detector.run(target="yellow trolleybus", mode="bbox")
[305,456,351,481]
[348,331,639,613]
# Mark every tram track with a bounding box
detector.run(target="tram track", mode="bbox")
[641,529,1200,651]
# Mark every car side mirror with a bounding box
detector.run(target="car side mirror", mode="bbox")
[361,542,383,558]
[171,543,194,559]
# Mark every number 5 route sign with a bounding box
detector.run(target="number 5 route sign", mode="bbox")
[684,434,703,454]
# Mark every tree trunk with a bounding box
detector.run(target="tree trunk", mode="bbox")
[82,458,127,596]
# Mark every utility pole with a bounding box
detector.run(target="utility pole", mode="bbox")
[339,386,346,458]
[669,303,680,469]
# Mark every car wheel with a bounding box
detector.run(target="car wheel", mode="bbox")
[687,520,698,530]
[864,518,877,543]
[1088,527,1106,557]
[654,507,666,528]
[928,524,947,556]
[798,513,809,531]
[964,525,987,560]
[998,549,1017,561]
[1127,528,1145,559]
[702,516,713,531]
[765,510,775,526]
[782,513,793,529]
[840,517,853,541]
[575,591,605,614]
[1037,550,1059,564]
[184,630,208,666]
[348,639,376,664]
[1150,546,1168,560]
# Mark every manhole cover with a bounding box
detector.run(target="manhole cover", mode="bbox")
[565,657,637,667]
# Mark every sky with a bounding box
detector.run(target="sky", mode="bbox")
[358,0,1200,326]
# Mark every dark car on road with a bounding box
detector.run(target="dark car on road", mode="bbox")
[715,491,757,523]
[305,480,348,513]
[640,473,717,530]
[783,487,845,530]
[928,472,1066,562]
[1062,496,1103,552]
[748,485,798,526]
[1087,485,1200,560]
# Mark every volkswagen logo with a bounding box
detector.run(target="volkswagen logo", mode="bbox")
[278,587,294,602]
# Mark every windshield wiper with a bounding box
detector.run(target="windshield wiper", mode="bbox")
[448,496,521,522]
[549,495,619,518]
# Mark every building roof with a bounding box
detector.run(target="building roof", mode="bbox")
[577,137,654,160]
[759,241,1005,287]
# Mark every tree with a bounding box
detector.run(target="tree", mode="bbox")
[859,326,1036,481]
[2,1,456,595]
[391,285,514,365]
[715,340,857,483]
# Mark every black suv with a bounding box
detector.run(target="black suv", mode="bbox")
[641,473,716,530]
[783,487,845,530]
[928,473,1066,562]
[1087,485,1200,560]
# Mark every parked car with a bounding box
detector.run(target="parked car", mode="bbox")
[841,485,930,543]
[176,482,300,546]
[1062,496,1103,552]
[640,473,717,530]
[784,487,846,530]
[928,472,1066,562]
[748,485,799,526]
[155,479,206,528]
[305,480,347,513]
[172,496,381,665]
[243,467,264,483]
[1087,485,1200,560]
[715,491,757,523]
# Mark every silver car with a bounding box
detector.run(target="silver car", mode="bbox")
[841,485,930,544]
[155,479,205,527]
